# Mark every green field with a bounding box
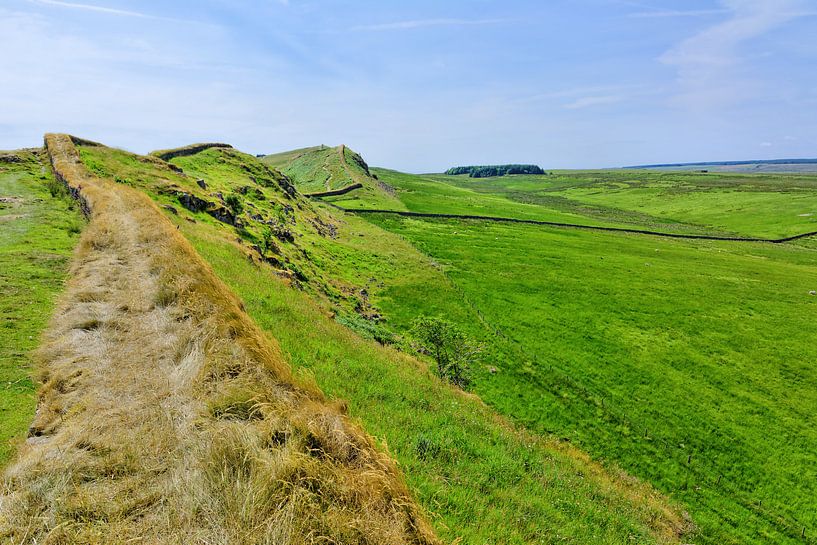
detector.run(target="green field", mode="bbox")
[338,166,817,544]
[332,168,629,227]
[366,213,817,545]
[421,170,817,238]
[325,167,817,239]
[0,152,82,466]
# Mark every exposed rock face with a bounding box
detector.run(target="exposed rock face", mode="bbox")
[273,225,294,242]
[0,153,22,164]
[176,191,209,213]
[207,205,236,225]
[175,191,238,225]
[346,147,372,176]
[196,179,207,189]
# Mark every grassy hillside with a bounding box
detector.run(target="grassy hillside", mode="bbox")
[0,150,82,466]
[2,135,438,544]
[261,145,327,171]
[72,140,689,544]
[262,144,403,208]
[366,213,817,545]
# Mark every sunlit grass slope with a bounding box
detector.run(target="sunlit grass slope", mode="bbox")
[1,135,438,544]
[76,141,689,544]
[366,213,817,545]
[0,150,82,467]
[182,216,689,545]
[425,170,817,238]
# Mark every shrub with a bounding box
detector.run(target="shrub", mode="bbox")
[224,193,243,215]
[411,315,479,389]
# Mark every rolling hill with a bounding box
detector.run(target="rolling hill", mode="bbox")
[261,144,404,208]
[0,135,438,544]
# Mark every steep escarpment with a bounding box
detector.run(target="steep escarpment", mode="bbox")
[0,134,438,544]
[262,144,402,208]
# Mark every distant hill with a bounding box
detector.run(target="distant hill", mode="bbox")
[261,144,401,207]
[625,158,817,173]
[445,164,545,177]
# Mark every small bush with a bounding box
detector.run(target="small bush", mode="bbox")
[224,193,243,215]
[411,315,479,389]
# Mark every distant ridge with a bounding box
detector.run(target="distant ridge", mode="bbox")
[625,158,817,170]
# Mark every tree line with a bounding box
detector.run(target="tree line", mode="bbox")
[445,164,545,177]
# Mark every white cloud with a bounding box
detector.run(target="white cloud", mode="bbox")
[660,0,812,109]
[628,9,729,18]
[351,18,509,32]
[25,0,216,26]
[564,95,625,109]
[27,0,152,18]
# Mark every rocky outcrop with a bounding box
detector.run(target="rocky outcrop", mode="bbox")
[0,153,23,164]
[176,191,209,213]
[175,191,238,226]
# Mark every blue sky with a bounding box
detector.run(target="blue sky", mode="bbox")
[1,0,815,170]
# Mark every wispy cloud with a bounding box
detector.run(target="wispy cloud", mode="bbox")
[660,0,813,109]
[27,0,152,18]
[628,9,728,18]
[26,0,220,27]
[564,95,625,109]
[351,18,509,32]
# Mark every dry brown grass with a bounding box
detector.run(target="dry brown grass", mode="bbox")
[0,134,438,544]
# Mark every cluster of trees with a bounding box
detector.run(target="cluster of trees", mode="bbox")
[445,164,545,178]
